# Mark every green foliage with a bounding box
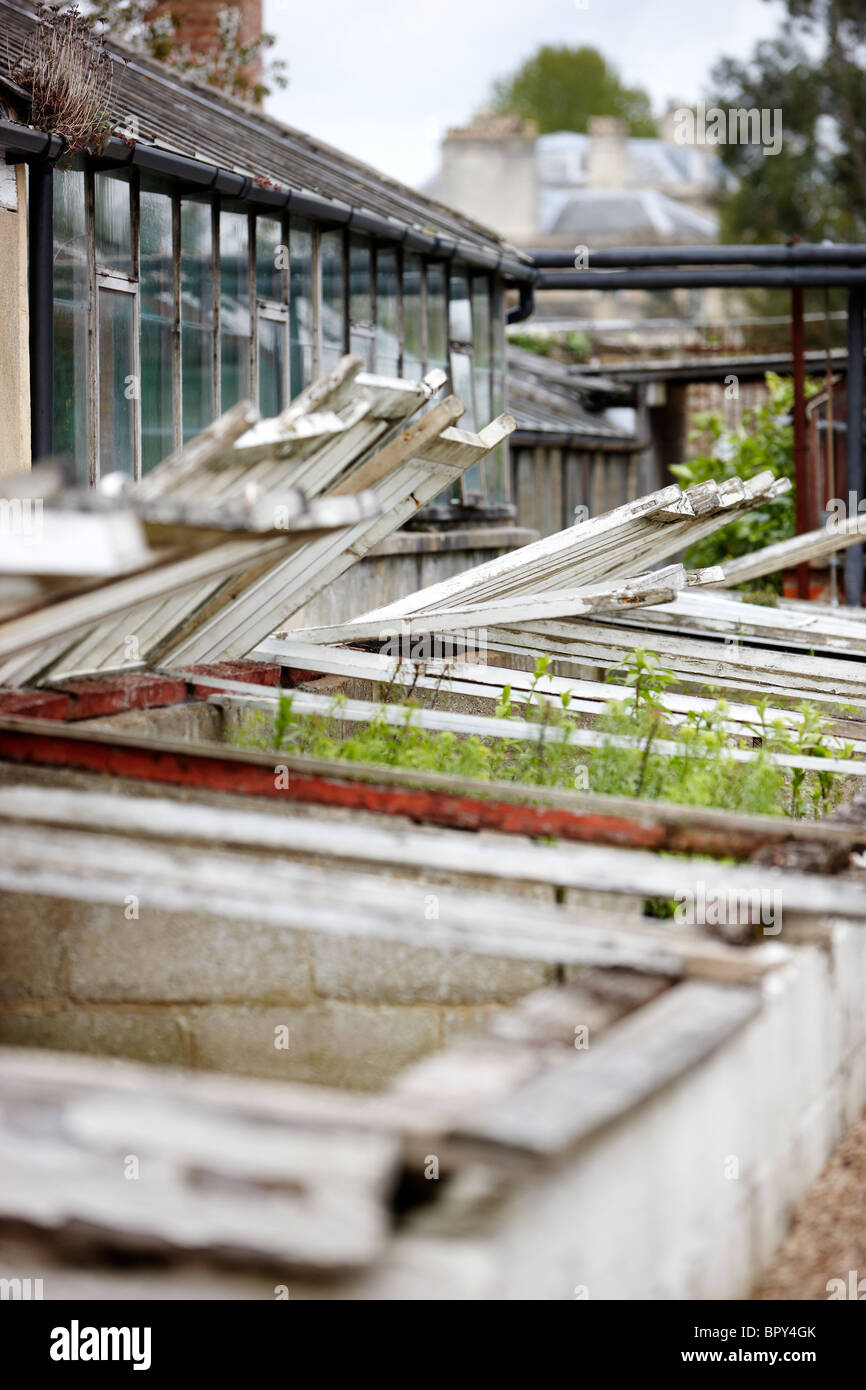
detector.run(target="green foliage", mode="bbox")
[509,329,592,362]
[87,1,287,103]
[491,45,656,137]
[710,1,866,243]
[669,372,820,590]
[232,647,849,823]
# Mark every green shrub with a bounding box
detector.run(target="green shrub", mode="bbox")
[670,372,821,592]
[231,648,849,822]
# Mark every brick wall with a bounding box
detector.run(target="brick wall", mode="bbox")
[147,1,264,96]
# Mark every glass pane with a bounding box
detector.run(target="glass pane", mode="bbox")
[256,216,284,302]
[426,261,449,371]
[450,351,476,431]
[182,327,214,441]
[53,166,88,480]
[376,248,400,378]
[94,170,132,273]
[320,228,345,370]
[402,252,423,379]
[472,275,492,429]
[139,187,173,318]
[181,200,214,441]
[289,218,314,395]
[54,301,89,482]
[141,317,173,472]
[258,315,285,418]
[98,289,135,477]
[220,209,251,409]
[489,278,507,502]
[449,271,472,345]
[471,275,491,367]
[139,186,174,471]
[53,165,87,302]
[348,235,373,368]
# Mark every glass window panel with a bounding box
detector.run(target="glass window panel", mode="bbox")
[450,351,476,431]
[256,216,284,302]
[139,186,174,471]
[53,165,87,303]
[348,234,373,369]
[471,275,491,367]
[471,275,492,433]
[94,170,132,273]
[53,166,88,480]
[402,252,423,379]
[141,316,173,472]
[54,301,89,482]
[376,248,400,379]
[98,289,136,477]
[289,218,314,394]
[487,278,507,502]
[181,200,214,440]
[425,261,453,502]
[139,186,173,318]
[426,261,449,371]
[258,314,285,418]
[220,209,251,409]
[449,271,472,344]
[320,228,346,370]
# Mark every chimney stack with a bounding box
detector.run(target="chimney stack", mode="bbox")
[587,116,629,189]
[147,1,265,100]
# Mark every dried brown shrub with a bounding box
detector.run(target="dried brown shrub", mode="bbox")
[11,4,115,154]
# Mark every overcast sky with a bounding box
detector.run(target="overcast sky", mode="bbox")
[263,0,787,188]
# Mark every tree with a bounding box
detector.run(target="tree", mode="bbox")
[710,0,866,243]
[87,2,287,104]
[491,45,656,137]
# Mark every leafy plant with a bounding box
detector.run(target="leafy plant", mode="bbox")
[229,647,852,824]
[670,372,821,592]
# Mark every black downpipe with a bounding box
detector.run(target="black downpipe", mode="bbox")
[536,267,866,291]
[28,159,54,463]
[528,244,866,269]
[845,289,865,607]
[507,279,536,324]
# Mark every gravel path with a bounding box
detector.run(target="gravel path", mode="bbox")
[754,1107,866,1300]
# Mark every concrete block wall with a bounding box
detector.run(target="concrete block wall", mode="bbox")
[0,895,557,1089]
[457,921,866,1299]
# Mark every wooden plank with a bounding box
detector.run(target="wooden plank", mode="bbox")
[1,713,864,859]
[254,636,866,748]
[0,496,378,671]
[0,812,791,983]
[717,511,866,585]
[164,415,518,665]
[607,589,866,658]
[0,1042,398,1271]
[1,781,861,926]
[449,980,760,1158]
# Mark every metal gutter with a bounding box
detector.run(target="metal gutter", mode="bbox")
[0,117,536,282]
